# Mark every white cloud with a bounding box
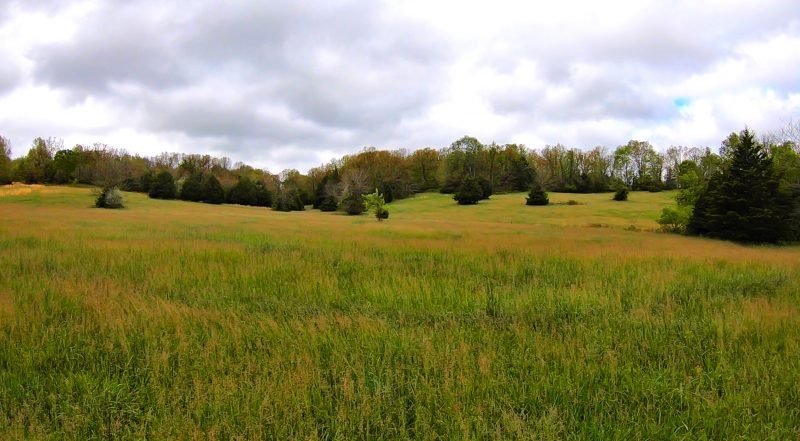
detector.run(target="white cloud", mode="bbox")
[0,0,798,171]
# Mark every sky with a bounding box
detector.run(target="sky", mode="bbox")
[1,0,799,173]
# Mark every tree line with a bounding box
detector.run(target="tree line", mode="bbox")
[1,124,798,241]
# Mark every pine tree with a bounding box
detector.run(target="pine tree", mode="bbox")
[342,193,365,215]
[613,186,629,201]
[254,181,272,207]
[319,195,338,212]
[454,176,483,205]
[227,176,258,206]
[202,175,225,204]
[525,180,549,205]
[688,128,792,243]
[179,172,204,202]
[148,171,177,199]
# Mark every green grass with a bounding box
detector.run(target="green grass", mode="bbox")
[1,185,799,439]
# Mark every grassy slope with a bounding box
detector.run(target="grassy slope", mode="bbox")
[0,185,799,439]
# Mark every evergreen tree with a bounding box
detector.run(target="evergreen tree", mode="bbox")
[319,195,339,212]
[148,171,177,199]
[454,176,483,205]
[364,189,389,221]
[272,187,305,212]
[254,181,272,207]
[342,193,365,215]
[613,186,629,201]
[227,176,258,206]
[179,172,204,202]
[688,129,792,243]
[202,175,225,204]
[525,180,549,205]
[478,177,492,200]
[0,137,11,185]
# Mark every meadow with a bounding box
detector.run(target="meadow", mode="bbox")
[1,185,799,439]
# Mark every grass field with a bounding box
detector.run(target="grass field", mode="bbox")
[1,185,799,439]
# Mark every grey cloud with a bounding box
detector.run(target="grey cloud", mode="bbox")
[27,0,452,164]
[489,63,673,122]
[7,0,800,170]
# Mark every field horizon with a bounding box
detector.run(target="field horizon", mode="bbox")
[1,185,799,439]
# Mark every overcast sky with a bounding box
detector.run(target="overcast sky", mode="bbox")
[1,0,799,172]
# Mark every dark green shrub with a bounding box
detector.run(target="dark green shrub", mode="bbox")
[148,171,177,199]
[272,188,305,212]
[525,181,549,206]
[202,175,225,204]
[342,193,365,215]
[613,187,629,201]
[179,172,204,202]
[319,195,338,212]
[227,176,258,206]
[454,177,483,205]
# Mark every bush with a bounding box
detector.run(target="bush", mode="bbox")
[478,178,492,200]
[342,193,365,215]
[148,171,177,199]
[202,175,225,204]
[319,195,338,212]
[364,189,389,221]
[227,176,258,206]
[525,181,549,206]
[96,186,124,209]
[454,177,483,205]
[179,172,204,202]
[613,187,629,201]
[272,187,305,212]
[658,206,690,233]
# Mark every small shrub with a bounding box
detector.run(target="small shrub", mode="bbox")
[342,193,365,215]
[525,181,549,206]
[613,187,629,201]
[566,199,579,205]
[319,195,338,212]
[202,175,225,204]
[149,171,177,199]
[658,206,690,233]
[454,177,483,205]
[179,172,204,202]
[96,187,124,209]
[364,189,389,222]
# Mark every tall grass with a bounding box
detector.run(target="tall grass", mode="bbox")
[0,185,799,439]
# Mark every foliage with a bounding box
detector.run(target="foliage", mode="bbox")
[688,129,792,243]
[613,186,629,201]
[341,193,365,215]
[148,171,177,199]
[318,195,339,212]
[227,176,258,206]
[525,180,549,206]
[657,206,690,233]
[272,187,305,212]
[363,189,389,221]
[179,172,205,202]
[453,176,483,205]
[0,136,11,185]
[95,186,125,209]
[202,175,226,204]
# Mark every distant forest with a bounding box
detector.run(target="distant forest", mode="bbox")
[1,123,799,241]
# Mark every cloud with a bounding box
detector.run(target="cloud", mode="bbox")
[0,0,798,170]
